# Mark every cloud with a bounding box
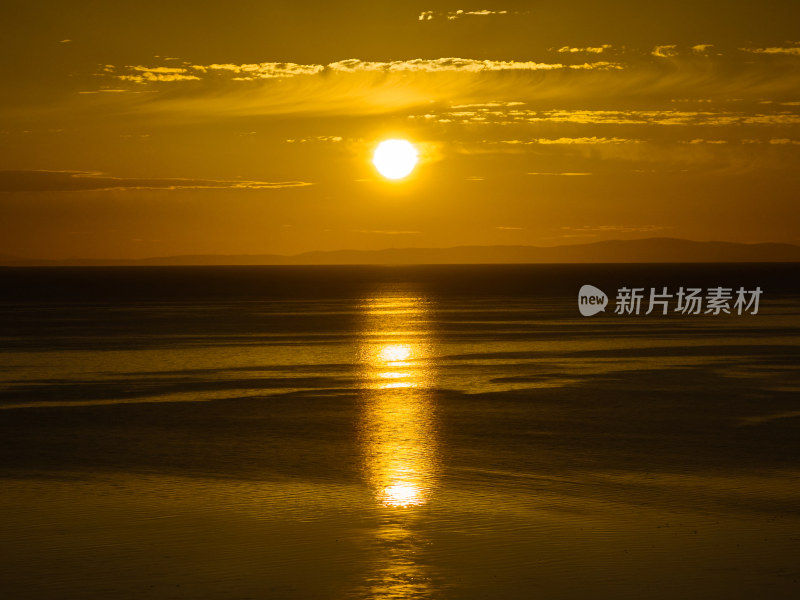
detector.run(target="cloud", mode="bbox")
[188,62,325,78]
[456,138,642,157]
[527,172,592,176]
[108,57,620,84]
[416,106,800,127]
[741,46,800,56]
[691,44,714,54]
[78,89,144,95]
[533,137,638,144]
[322,58,616,73]
[450,101,525,109]
[652,45,679,58]
[79,58,624,120]
[64,49,800,125]
[0,171,313,193]
[418,9,515,21]
[286,136,343,143]
[115,66,201,83]
[681,139,729,144]
[460,136,783,172]
[557,45,612,54]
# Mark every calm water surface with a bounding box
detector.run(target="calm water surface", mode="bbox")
[1,264,799,599]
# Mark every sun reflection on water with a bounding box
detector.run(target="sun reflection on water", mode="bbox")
[354,289,441,598]
[379,344,412,364]
[357,293,439,509]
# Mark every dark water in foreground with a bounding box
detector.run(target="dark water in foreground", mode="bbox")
[1,264,799,599]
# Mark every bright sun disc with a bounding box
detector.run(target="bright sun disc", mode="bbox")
[372,139,418,180]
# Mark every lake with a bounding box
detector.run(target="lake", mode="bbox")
[1,264,799,599]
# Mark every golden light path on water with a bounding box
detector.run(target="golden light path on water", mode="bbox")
[358,292,438,508]
[355,289,440,598]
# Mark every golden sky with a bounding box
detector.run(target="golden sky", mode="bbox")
[1,0,799,259]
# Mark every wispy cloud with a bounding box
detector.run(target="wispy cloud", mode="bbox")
[740,45,800,56]
[681,139,729,145]
[78,89,142,95]
[110,58,617,84]
[691,44,714,54]
[456,134,794,172]
[414,106,800,127]
[557,45,612,54]
[501,137,639,144]
[64,49,800,125]
[286,136,344,143]
[114,66,201,83]
[652,45,679,58]
[0,171,313,193]
[450,101,525,109]
[418,9,517,21]
[188,62,324,78]
[527,172,592,176]
[323,58,617,73]
[82,57,624,119]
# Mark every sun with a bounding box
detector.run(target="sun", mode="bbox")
[372,139,419,180]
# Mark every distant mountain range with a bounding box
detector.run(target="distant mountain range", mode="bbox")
[2,238,800,266]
